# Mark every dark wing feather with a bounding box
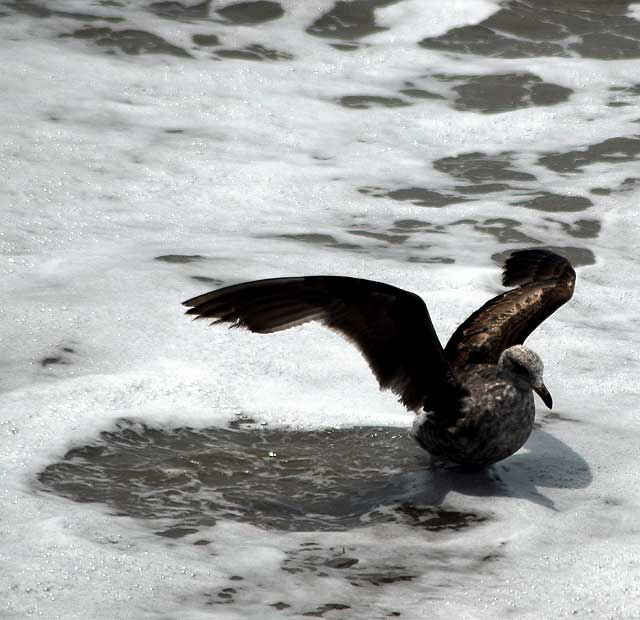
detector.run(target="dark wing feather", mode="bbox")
[445,249,575,369]
[183,276,461,414]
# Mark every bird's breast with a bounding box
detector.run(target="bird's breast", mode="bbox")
[412,380,535,466]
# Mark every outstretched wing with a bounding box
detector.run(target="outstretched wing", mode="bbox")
[445,249,575,369]
[183,276,461,414]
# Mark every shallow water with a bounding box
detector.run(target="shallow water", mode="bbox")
[2,0,640,618]
[38,419,487,533]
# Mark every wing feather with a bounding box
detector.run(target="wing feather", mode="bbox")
[445,249,575,369]
[183,276,461,413]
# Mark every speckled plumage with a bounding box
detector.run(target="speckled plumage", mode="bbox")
[183,249,575,467]
[411,349,539,466]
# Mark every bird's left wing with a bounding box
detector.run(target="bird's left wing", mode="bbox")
[445,249,576,369]
[183,276,461,414]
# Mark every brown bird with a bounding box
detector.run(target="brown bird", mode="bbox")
[183,249,575,466]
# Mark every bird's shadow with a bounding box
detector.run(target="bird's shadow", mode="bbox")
[412,427,592,511]
[35,417,590,535]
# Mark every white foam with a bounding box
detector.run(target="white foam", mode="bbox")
[370,0,499,43]
[2,1,640,618]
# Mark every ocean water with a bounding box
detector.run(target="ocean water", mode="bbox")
[2,0,640,618]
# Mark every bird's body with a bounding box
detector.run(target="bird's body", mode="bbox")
[183,249,575,467]
[412,362,536,466]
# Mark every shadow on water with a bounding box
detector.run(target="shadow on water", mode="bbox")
[36,416,591,537]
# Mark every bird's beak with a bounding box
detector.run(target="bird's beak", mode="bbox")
[533,382,553,409]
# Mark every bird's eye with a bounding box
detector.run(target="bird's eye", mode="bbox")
[511,360,528,374]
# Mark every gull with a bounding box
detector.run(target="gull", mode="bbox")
[183,249,575,466]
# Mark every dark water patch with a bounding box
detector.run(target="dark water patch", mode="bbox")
[40,344,78,369]
[311,153,333,162]
[513,192,593,212]
[37,420,497,534]
[575,32,640,60]
[420,15,564,58]
[390,219,434,232]
[193,33,220,46]
[216,44,292,61]
[306,0,397,40]
[473,218,540,245]
[148,0,211,20]
[191,275,225,286]
[398,88,444,100]
[338,95,411,109]
[60,27,192,58]
[434,73,572,114]
[389,219,463,237]
[281,542,422,588]
[387,187,467,207]
[155,254,205,263]
[271,601,291,610]
[436,217,544,246]
[40,356,69,367]
[609,84,640,106]
[607,100,631,108]
[455,183,512,195]
[219,587,236,601]
[492,246,595,268]
[534,411,583,431]
[271,233,361,251]
[422,26,563,59]
[592,177,640,195]
[359,186,467,207]
[331,43,361,51]
[433,151,536,184]
[550,218,601,239]
[302,603,351,617]
[5,0,124,22]
[394,503,487,530]
[610,84,640,96]
[602,497,624,507]
[538,137,640,173]
[216,1,284,24]
[203,586,238,606]
[358,573,415,586]
[157,526,199,538]
[420,0,640,60]
[228,414,258,429]
[620,177,640,191]
[325,557,359,569]
[407,255,455,264]
[216,49,265,61]
[347,230,409,244]
[544,412,583,425]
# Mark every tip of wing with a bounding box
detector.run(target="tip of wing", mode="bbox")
[502,248,575,288]
[181,278,330,334]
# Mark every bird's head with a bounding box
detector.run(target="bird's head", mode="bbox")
[498,345,552,409]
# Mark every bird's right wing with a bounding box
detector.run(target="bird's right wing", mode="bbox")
[183,276,462,414]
